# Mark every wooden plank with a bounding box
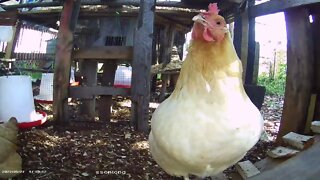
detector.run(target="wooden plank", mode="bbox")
[304,94,317,134]
[70,86,130,98]
[254,157,286,173]
[267,146,300,159]
[252,42,260,85]
[236,160,260,179]
[12,68,53,73]
[282,132,314,150]
[73,46,133,60]
[98,62,117,122]
[250,143,320,180]
[245,0,256,84]
[4,20,19,59]
[79,61,97,120]
[130,0,155,133]
[276,7,314,142]
[311,121,320,134]
[53,0,81,124]
[249,0,320,18]
[313,14,320,120]
[0,11,17,26]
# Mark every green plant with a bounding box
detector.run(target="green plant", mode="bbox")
[258,63,286,95]
[15,61,42,80]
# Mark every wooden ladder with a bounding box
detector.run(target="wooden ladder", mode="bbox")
[70,46,132,121]
[53,0,155,133]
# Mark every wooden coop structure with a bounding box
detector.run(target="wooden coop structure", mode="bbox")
[1,0,319,138]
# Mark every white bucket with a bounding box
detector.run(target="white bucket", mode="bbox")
[34,73,53,102]
[0,75,41,123]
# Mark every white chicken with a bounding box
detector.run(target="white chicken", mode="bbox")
[148,3,263,179]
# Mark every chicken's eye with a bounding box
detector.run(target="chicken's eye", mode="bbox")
[216,21,221,25]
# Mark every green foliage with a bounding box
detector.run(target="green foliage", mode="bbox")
[258,63,286,95]
[15,61,42,80]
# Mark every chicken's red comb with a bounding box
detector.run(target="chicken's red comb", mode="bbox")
[202,3,220,16]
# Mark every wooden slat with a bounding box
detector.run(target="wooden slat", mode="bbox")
[249,0,320,18]
[69,86,130,98]
[53,0,81,124]
[250,143,320,180]
[276,7,314,142]
[73,46,133,60]
[130,0,155,133]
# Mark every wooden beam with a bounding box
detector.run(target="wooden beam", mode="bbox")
[250,143,320,180]
[245,0,255,84]
[53,0,81,124]
[1,0,214,10]
[276,7,314,142]
[73,46,133,60]
[313,14,320,120]
[0,11,17,26]
[131,0,155,133]
[252,42,260,85]
[233,8,249,82]
[249,0,320,18]
[98,62,117,122]
[4,20,19,59]
[155,15,190,33]
[70,86,130,98]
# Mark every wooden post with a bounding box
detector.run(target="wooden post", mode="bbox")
[276,7,314,142]
[245,0,256,85]
[4,21,20,59]
[313,13,320,120]
[80,60,97,120]
[151,28,158,93]
[98,62,117,122]
[53,0,81,124]
[159,74,169,102]
[233,8,249,82]
[131,0,155,133]
[252,42,260,85]
[159,24,175,66]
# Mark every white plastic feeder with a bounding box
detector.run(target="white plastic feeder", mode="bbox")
[34,73,53,103]
[114,65,132,88]
[0,75,43,123]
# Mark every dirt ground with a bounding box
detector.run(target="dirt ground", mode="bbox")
[13,95,283,180]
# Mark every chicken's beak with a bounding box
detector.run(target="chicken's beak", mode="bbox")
[223,26,228,33]
[192,14,208,26]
